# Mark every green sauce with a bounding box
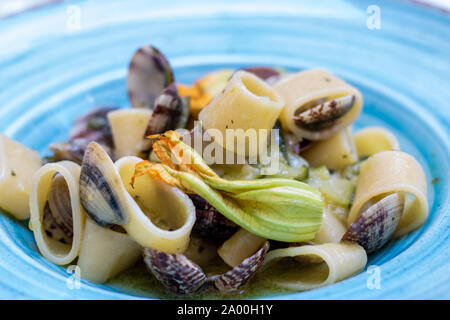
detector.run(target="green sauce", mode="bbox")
[107,261,292,299]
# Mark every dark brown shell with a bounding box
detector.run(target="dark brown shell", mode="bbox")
[43,174,74,244]
[48,174,73,235]
[294,95,356,130]
[47,106,117,164]
[241,67,281,83]
[143,247,207,295]
[214,241,269,293]
[70,106,117,143]
[43,202,72,244]
[342,193,404,254]
[293,139,315,154]
[127,45,174,109]
[140,84,190,153]
[189,194,239,242]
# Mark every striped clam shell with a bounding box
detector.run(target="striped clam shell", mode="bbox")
[79,142,128,227]
[342,193,404,254]
[241,66,281,84]
[294,94,356,130]
[143,247,207,295]
[189,194,239,242]
[214,241,270,293]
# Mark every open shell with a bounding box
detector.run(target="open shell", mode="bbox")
[79,142,196,253]
[342,193,404,253]
[241,67,281,84]
[143,240,269,295]
[42,173,74,244]
[48,106,117,164]
[189,194,238,242]
[274,69,363,141]
[215,241,269,293]
[293,94,356,131]
[143,247,207,295]
[29,161,86,265]
[127,45,174,109]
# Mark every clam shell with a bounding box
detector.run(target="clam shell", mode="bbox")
[48,106,117,164]
[47,174,73,238]
[143,247,207,295]
[214,241,269,293]
[342,193,404,253]
[189,194,239,242]
[79,142,128,227]
[127,45,174,109]
[70,106,117,143]
[43,202,72,244]
[145,84,188,134]
[241,67,281,83]
[294,95,356,130]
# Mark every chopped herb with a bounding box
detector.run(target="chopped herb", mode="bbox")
[10,170,16,177]
[325,77,331,82]
[87,117,106,130]
[359,155,370,162]
[432,177,439,185]
[343,154,348,159]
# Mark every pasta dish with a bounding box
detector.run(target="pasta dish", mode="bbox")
[0,45,428,298]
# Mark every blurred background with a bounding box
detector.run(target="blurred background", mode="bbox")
[0,0,449,18]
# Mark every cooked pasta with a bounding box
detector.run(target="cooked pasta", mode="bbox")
[114,155,196,252]
[77,218,141,283]
[0,45,431,298]
[348,151,428,237]
[354,126,400,157]
[199,70,284,158]
[302,127,358,170]
[0,134,42,219]
[274,69,363,141]
[218,228,266,267]
[262,242,367,291]
[29,161,85,265]
[108,108,153,158]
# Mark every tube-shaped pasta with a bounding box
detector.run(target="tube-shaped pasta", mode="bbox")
[314,209,347,244]
[354,126,400,157]
[262,242,367,291]
[77,218,141,283]
[0,134,42,219]
[274,69,363,141]
[114,156,196,253]
[107,109,153,158]
[29,161,86,265]
[302,127,358,170]
[218,229,266,267]
[198,70,284,158]
[348,151,428,236]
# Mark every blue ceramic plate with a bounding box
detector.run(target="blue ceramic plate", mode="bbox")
[0,0,449,299]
